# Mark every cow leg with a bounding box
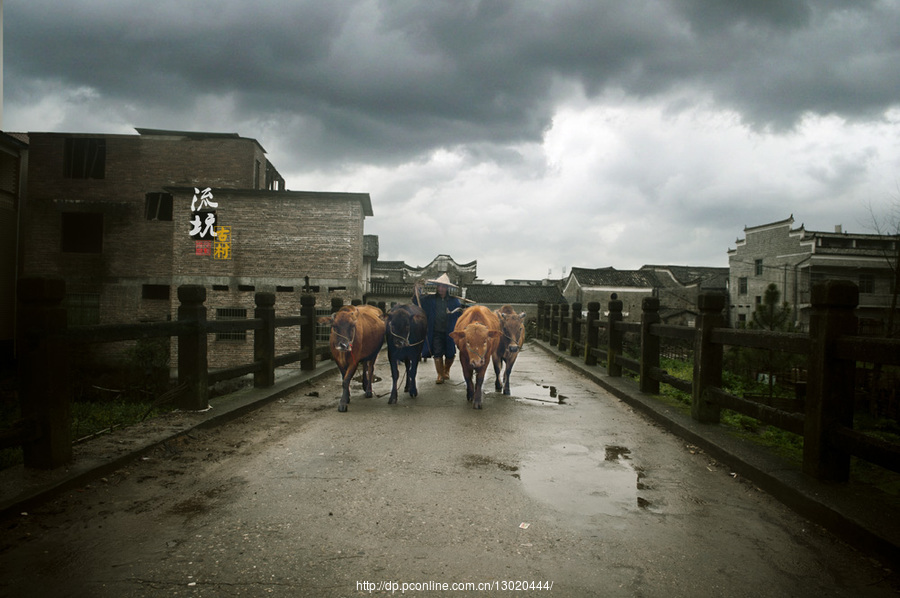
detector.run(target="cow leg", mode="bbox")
[363,360,375,398]
[473,367,487,409]
[339,364,358,412]
[388,356,400,405]
[461,360,475,401]
[403,357,411,392]
[503,354,517,396]
[503,360,513,396]
[493,352,503,392]
[407,356,419,398]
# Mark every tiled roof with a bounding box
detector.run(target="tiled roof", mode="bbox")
[466,285,565,305]
[642,265,729,289]
[373,261,408,270]
[569,267,662,288]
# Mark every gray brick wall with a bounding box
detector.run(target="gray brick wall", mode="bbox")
[20,131,369,370]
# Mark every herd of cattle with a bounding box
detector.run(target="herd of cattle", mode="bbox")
[319,303,527,412]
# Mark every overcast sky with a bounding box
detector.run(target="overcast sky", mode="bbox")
[6,1,900,283]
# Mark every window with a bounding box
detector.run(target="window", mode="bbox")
[216,308,247,341]
[64,138,106,179]
[859,274,875,294]
[61,212,103,253]
[316,308,333,343]
[276,286,294,292]
[755,296,762,304]
[142,284,170,300]
[66,293,100,326]
[754,259,763,276]
[145,192,173,221]
[738,277,748,295]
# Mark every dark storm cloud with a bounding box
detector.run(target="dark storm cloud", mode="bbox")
[6,0,900,167]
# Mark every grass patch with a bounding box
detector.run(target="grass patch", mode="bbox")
[0,397,176,471]
[651,357,900,498]
[71,399,174,443]
[656,357,806,463]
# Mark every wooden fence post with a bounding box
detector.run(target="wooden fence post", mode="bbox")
[177,285,209,410]
[549,304,559,345]
[640,297,661,395]
[300,294,317,370]
[17,277,71,468]
[803,280,858,482]
[607,296,624,376]
[585,302,601,366]
[254,292,276,388]
[569,302,583,357]
[542,303,551,341]
[558,303,570,351]
[692,293,725,423]
[330,297,343,314]
[537,300,546,340]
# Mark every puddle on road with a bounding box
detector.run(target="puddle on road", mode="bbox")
[507,382,569,405]
[519,443,656,518]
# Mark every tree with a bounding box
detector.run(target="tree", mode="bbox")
[746,283,796,398]
[751,283,793,332]
[864,198,900,338]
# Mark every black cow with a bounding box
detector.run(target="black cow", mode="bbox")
[385,303,428,404]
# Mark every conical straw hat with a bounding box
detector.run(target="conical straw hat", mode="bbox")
[425,273,458,287]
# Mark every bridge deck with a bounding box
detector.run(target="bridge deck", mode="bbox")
[0,345,896,595]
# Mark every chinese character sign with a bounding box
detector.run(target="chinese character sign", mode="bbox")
[214,226,231,260]
[189,187,233,258]
[192,187,218,212]
[189,187,218,240]
[190,211,218,240]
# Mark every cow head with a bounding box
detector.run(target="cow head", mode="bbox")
[450,323,500,368]
[387,307,413,349]
[320,306,359,352]
[498,310,527,353]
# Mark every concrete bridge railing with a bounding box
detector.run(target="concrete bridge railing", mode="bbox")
[536,281,900,483]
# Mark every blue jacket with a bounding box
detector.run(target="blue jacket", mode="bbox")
[414,292,462,358]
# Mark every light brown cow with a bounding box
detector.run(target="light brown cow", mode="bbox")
[320,305,386,412]
[492,305,527,396]
[449,305,501,409]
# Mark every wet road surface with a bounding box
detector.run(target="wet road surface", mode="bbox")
[1,346,897,597]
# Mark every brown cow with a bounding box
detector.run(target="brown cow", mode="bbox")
[492,305,527,396]
[320,305,386,412]
[449,305,501,409]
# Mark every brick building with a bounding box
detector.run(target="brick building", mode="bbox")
[561,267,661,321]
[18,128,373,367]
[561,265,727,324]
[0,132,28,363]
[728,216,898,333]
[640,265,729,326]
